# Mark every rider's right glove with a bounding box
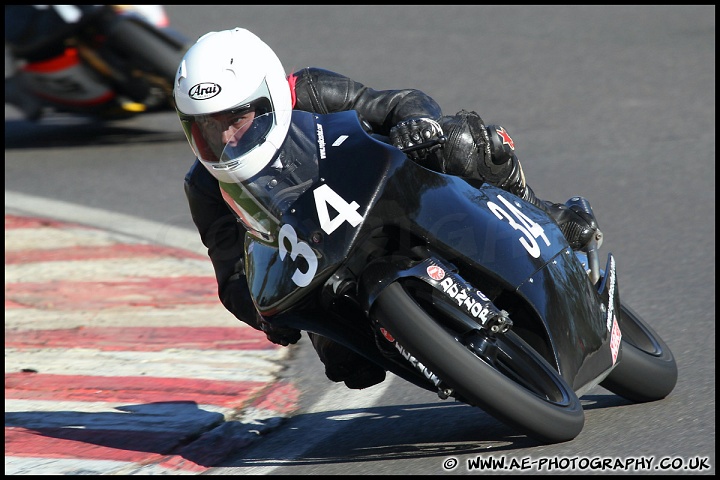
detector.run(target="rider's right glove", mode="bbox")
[389,117,444,161]
[257,315,301,347]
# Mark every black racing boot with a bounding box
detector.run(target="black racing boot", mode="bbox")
[485,124,600,251]
[309,333,387,389]
[524,188,600,251]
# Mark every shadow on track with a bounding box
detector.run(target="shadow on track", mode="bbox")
[4,117,186,149]
[217,394,630,468]
[5,394,631,469]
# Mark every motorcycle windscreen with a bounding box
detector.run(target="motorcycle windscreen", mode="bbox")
[217,111,319,242]
[227,110,399,314]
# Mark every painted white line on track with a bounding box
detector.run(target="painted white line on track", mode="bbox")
[5,257,214,283]
[5,305,243,329]
[6,458,149,477]
[5,191,206,256]
[5,348,288,382]
[8,254,211,280]
[5,227,123,250]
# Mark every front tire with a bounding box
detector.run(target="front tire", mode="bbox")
[372,282,584,444]
[600,304,677,402]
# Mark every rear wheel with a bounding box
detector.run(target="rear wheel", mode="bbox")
[108,18,188,80]
[102,17,189,110]
[372,282,584,444]
[600,304,677,402]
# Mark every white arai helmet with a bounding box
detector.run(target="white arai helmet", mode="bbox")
[174,28,292,183]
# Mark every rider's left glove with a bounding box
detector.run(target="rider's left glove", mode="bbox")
[257,315,301,346]
[390,117,444,161]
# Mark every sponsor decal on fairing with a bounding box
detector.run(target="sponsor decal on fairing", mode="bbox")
[316,123,326,159]
[380,328,442,387]
[438,276,494,324]
[605,256,622,364]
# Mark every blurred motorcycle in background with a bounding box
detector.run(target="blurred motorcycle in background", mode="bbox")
[4,5,190,122]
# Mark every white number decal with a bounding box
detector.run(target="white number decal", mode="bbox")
[313,184,364,234]
[487,194,550,258]
[276,185,362,287]
[278,224,318,287]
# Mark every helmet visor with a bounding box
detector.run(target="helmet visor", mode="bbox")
[178,80,275,165]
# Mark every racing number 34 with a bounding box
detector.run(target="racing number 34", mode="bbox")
[487,194,550,258]
[279,184,364,287]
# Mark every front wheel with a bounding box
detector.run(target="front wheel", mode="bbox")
[372,282,584,444]
[600,304,677,402]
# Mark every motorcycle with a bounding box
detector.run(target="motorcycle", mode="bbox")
[217,109,678,444]
[5,5,190,122]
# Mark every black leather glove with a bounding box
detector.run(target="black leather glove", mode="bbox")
[389,117,444,161]
[257,315,301,346]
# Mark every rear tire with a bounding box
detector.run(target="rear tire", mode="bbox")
[600,304,677,402]
[372,282,584,444]
[107,18,188,80]
[99,17,189,113]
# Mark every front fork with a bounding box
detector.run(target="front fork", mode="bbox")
[361,248,513,400]
[361,249,513,336]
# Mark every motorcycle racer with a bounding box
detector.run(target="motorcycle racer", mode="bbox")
[4,5,179,121]
[175,27,599,389]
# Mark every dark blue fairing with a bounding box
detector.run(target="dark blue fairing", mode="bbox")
[516,250,616,390]
[244,110,400,314]
[241,110,618,392]
[246,110,574,308]
[380,174,569,286]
